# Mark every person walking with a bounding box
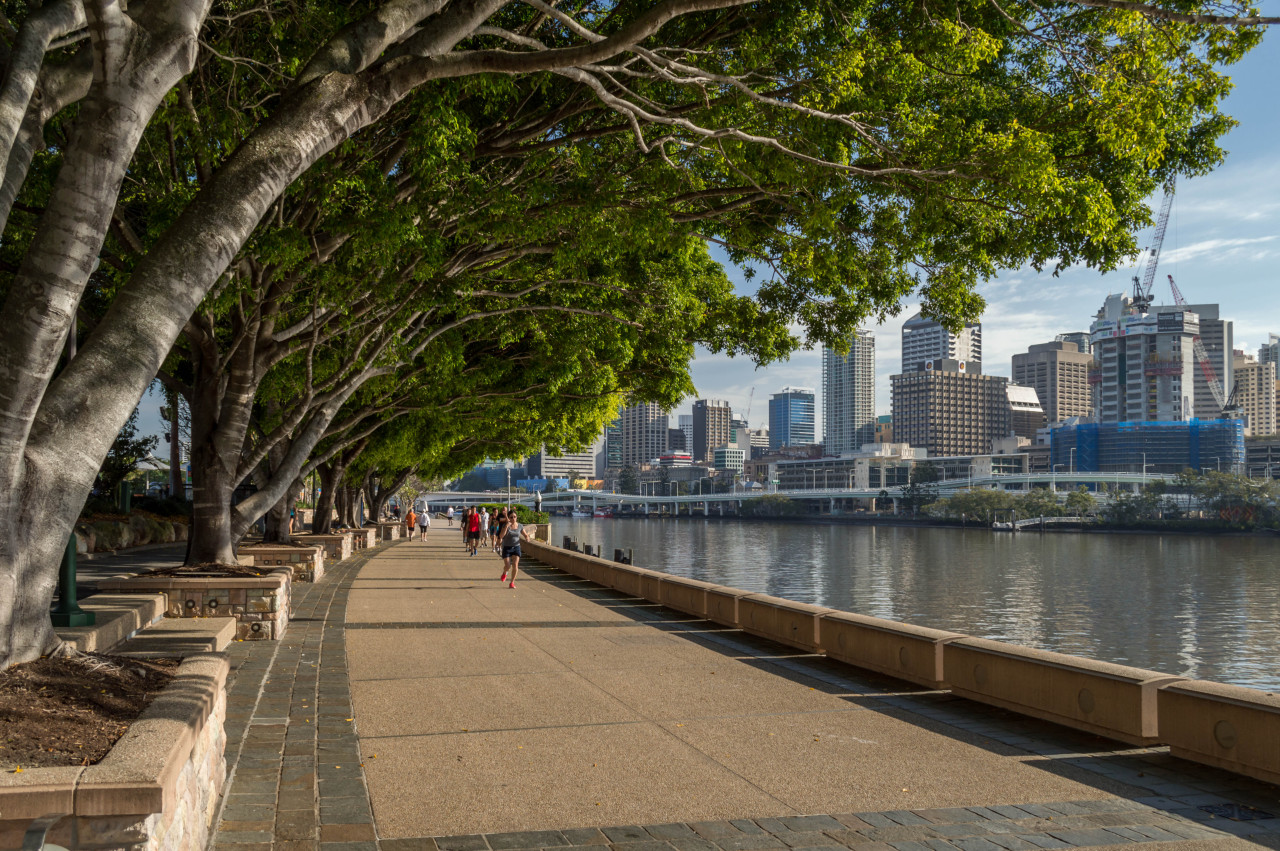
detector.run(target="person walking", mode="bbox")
[405,506,416,537]
[465,506,482,555]
[478,506,490,549]
[446,505,455,526]
[498,508,527,588]
[489,509,501,553]
[417,505,430,541]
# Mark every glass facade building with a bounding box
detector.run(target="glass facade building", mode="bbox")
[1050,419,1245,474]
[768,388,816,451]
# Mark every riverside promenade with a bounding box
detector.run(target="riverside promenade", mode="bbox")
[207,528,1280,851]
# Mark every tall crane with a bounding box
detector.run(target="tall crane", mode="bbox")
[744,386,755,427]
[1167,274,1237,416]
[1131,180,1176,313]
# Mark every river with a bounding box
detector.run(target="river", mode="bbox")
[550,517,1280,690]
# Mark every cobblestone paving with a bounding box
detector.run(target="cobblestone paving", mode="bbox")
[211,545,379,851]
[396,797,1280,851]
[208,550,1280,851]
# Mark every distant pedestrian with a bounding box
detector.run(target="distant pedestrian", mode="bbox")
[405,507,416,535]
[479,507,490,548]
[489,510,501,553]
[417,506,430,541]
[446,505,455,526]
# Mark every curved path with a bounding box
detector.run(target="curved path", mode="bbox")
[208,528,1280,850]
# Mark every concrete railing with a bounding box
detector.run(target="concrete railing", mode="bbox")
[523,539,1278,784]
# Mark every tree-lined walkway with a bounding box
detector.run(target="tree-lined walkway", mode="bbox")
[323,529,1280,851]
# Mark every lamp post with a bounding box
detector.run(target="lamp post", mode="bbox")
[506,467,511,508]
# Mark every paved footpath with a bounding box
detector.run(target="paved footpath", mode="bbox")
[208,528,1280,851]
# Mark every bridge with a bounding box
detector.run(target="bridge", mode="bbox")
[417,471,1171,516]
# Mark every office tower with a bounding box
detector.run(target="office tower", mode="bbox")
[1012,341,1094,424]
[749,428,770,458]
[729,416,752,452]
[874,415,893,444]
[901,312,981,372]
[890,359,1011,456]
[619,402,668,467]
[823,333,876,455]
[1089,294,1199,423]
[678,414,694,455]
[667,428,686,451]
[1007,384,1047,440]
[1259,333,1280,370]
[603,417,623,471]
[1232,353,1277,436]
[1148,302,1233,418]
[527,447,596,480]
[1056,332,1091,355]
[692,399,731,463]
[768,387,816,450]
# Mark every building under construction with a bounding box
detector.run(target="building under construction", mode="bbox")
[1050,419,1244,474]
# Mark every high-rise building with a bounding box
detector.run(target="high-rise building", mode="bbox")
[667,427,686,451]
[1051,419,1244,474]
[602,417,623,472]
[874,415,893,444]
[1011,341,1093,424]
[619,403,668,467]
[823,333,876,455]
[1089,294,1199,423]
[890,359,1010,456]
[768,387,816,450]
[1007,384,1047,440]
[692,399,731,463]
[901,313,981,372]
[678,414,694,456]
[1056,332,1091,355]
[1232,353,1277,437]
[1258,333,1280,370]
[1149,302,1233,418]
[748,428,770,458]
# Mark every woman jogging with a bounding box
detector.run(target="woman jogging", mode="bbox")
[498,508,525,588]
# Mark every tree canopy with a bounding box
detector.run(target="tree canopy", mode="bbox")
[0,0,1268,667]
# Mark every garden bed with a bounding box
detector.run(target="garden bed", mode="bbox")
[0,654,178,770]
[98,568,291,640]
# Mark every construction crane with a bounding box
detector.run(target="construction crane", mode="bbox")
[744,386,755,427]
[1167,274,1239,417]
[1131,180,1176,313]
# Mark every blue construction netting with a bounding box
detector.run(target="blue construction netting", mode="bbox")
[1050,419,1244,473]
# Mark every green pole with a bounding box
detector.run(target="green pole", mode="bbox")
[50,533,95,628]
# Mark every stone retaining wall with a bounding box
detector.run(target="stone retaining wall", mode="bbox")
[293,532,352,563]
[98,569,291,640]
[0,654,228,851]
[238,543,325,582]
[527,539,1280,785]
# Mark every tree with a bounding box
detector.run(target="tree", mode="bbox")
[0,0,1264,667]
[94,410,159,498]
[1064,488,1097,516]
[618,466,640,495]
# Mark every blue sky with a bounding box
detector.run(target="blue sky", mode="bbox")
[683,23,1280,436]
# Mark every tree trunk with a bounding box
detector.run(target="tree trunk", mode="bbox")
[263,493,291,543]
[168,388,183,498]
[314,463,339,534]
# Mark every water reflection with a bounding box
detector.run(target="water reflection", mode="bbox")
[554,518,1280,690]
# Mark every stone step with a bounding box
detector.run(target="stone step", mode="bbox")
[113,616,237,658]
[54,592,166,653]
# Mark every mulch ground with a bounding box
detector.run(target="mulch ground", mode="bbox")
[0,654,178,769]
[139,562,275,577]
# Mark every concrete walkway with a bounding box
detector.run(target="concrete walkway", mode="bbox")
[321,529,1280,851]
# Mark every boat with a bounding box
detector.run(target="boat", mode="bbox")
[570,509,593,518]
[593,507,614,518]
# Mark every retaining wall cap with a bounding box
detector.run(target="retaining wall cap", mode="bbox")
[0,766,85,821]
[659,575,718,590]
[76,652,229,817]
[97,568,291,591]
[1160,678,1280,710]
[704,585,746,597]
[950,636,1179,684]
[822,610,965,641]
[740,593,832,615]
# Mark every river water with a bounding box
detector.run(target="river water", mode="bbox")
[551,518,1280,690]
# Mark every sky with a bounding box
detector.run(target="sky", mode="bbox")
[680,24,1280,439]
[135,19,1280,447]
